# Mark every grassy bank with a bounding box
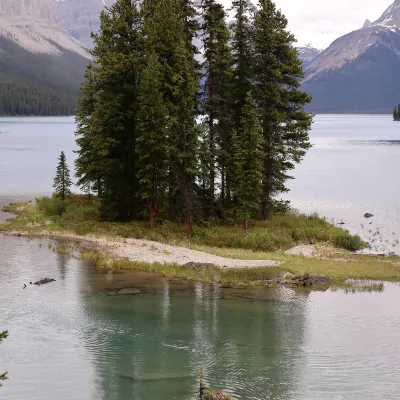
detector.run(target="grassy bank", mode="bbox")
[1,195,364,252]
[3,196,400,284]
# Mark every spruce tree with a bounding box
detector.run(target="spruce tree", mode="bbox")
[53,151,72,201]
[232,94,264,230]
[393,107,397,121]
[253,0,312,219]
[143,0,199,235]
[75,64,104,196]
[230,0,254,122]
[0,330,7,387]
[201,0,234,209]
[76,0,143,221]
[137,52,169,227]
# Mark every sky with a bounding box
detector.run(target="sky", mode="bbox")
[221,0,395,49]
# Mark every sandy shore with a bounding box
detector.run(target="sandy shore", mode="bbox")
[2,230,281,269]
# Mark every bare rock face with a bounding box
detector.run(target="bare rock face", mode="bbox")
[0,0,89,56]
[56,0,112,48]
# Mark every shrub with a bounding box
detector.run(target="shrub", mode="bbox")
[36,196,65,216]
[333,233,364,251]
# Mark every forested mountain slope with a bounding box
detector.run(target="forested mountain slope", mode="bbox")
[0,0,90,115]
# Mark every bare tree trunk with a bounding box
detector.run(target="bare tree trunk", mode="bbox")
[243,219,248,230]
[149,199,158,228]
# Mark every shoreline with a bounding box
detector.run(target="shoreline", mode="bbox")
[3,199,400,285]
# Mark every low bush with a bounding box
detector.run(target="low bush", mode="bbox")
[333,233,365,251]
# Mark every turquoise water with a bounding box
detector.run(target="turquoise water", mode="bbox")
[1,236,400,399]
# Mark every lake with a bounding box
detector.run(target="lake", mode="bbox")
[2,115,400,399]
[1,115,400,250]
[1,235,400,400]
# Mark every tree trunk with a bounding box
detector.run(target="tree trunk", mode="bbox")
[185,181,193,237]
[233,209,238,226]
[149,199,158,228]
[243,219,248,230]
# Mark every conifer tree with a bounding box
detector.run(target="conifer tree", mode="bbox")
[137,52,169,227]
[230,0,254,122]
[397,104,400,121]
[201,0,233,208]
[143,0,199,235]
[232,94,264,230]
[253,0,312,219]
[53,151,72,201]
[75,64,104,196]
[76,0,143,221]
[393,107,397,121]
[0,330,7,387]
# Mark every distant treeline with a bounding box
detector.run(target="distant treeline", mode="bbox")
[0,36,88,116]
[393,105,400,121]
[0,80,79,116]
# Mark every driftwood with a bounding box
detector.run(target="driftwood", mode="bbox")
[33,277,56,285]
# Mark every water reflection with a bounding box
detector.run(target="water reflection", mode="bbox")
[2,236,400,400]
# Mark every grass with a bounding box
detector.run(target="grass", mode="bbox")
[4,195,400,284]
[1,195,365,252]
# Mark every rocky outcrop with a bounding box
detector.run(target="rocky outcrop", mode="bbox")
[265,273,331,287]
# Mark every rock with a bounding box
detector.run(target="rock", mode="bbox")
[364,213,374,218]
[34,277,56,285]
[206,391,232,400]
[287,274,331,286]
[118,288,141,295]
[184,262,216,269]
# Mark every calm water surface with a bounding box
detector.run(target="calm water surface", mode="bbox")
[1,236,400,400]
[2,116,400,399]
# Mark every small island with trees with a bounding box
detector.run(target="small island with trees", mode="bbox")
[4,0,400,291]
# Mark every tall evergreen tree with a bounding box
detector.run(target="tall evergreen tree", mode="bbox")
[393,107,397,121]
[75,64,104,196]
[253,0,312,219]
[230,0,254,122]
[201,0,233,209]
[232,94,264,230]
[0,330,7,387]
[53,151,72,201]
[76,0,143,221]
[143,0,199,235]
[137,52,169,227]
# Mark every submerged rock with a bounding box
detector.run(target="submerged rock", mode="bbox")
[34,277,56,285]
[185,262,216,269]
[118,288,141,295]
[288,274,331,286]
[364,213,374,218]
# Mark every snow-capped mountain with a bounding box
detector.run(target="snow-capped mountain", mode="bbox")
[296,44,323,68]
[303,0,400,113]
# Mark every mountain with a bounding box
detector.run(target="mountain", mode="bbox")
[0,0,90,115]
[55,0,112,49]
[302,0,400,113]
[296,44,323,69]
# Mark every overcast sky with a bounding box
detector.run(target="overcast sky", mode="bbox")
[221,0,394,49]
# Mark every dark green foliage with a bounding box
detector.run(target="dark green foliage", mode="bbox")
[0,36,87,116]
[79,0,143,221]
[0,330,8,387]
[137,51,169,226]
[232,94,264,229]
[53,152,72,201]
[252,0,312,219]
[201,0,234,208]
[74,0,312,231]
[333,233,364,251]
